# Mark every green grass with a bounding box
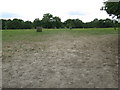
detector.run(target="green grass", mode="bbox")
[2,28,118,42]
[0,30,2,50]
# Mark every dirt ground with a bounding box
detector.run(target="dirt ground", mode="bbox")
[0,54,1,86]
[2,34,118,88]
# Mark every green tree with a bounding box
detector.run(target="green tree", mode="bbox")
[104,18,114,27]
[41,13,53,28]
[33,18,41,28]
[91,18,99,28]
[5,19,13,29]
[64,19,83,28]
[83,18,114,28]
[6,18,24,29]
[1,19,7,29]
[73,19,83,28]
[101,1,120,19]
[101,1,120,29]
[64,19,74,28]
[52,16,62,28]
[23,21,33,29]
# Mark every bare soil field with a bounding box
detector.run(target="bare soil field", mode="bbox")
[2,32,118,88]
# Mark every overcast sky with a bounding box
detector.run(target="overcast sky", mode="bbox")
[0,0,113,22]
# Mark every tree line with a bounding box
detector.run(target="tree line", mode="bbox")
[1,13,119,29]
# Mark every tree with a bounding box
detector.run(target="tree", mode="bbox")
[52,16,62,28]
[73,19,83,28]
[101,1,120,29]
[5,19,13,29]
[2,19,33,29]
[33,18,41,28]
[91,18,99,28]
[104,18,114,27]
[1,13,118,29]
[64,19,83,28]
[41,13,53,28]
[23,21,33,29]
[41,13,62,28]
[64,19,74,28]
[1,19,7,29]
[83,18,114,28]
[6,18,24,29]
[101,1,120,19]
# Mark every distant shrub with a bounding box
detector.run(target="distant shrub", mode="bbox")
[36,27,42,32]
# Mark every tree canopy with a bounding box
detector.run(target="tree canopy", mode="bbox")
[101,1,120,19]
[1,13,119,29]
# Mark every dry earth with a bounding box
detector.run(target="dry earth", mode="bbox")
[2,34,118,88]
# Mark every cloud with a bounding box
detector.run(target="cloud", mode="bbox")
[0,0,110,22]
[1,12,19,18]
[68,11,87,16]
[107,0,120,2]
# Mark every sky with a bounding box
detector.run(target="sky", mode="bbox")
[0,0,114,22]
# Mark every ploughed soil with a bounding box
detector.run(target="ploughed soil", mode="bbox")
[2,34,118,88]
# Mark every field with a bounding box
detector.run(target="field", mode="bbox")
[0,30,2,89]
[2,28,119,88]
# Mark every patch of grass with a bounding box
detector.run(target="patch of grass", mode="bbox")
[2,28,118,42]
[0,30,2,50]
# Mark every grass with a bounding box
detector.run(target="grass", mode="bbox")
[2,28,118,42]
[0,30,2,50]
